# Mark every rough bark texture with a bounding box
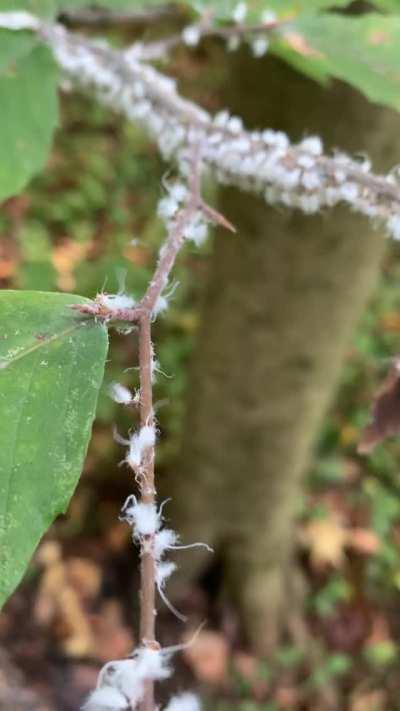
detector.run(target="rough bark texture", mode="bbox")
[166,51,400,653]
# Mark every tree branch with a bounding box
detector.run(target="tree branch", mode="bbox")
[32,19,400,239]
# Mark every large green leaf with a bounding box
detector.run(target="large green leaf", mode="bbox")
[0,31,36,72]
[0,43,58,201]
[0,0,55,18]
[0,291,108,608]
[271,13,400,110]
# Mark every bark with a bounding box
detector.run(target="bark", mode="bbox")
[166,50,400,653]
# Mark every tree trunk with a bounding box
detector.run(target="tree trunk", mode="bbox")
[166,50,400,654]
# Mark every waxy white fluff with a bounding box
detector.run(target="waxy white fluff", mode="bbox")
[92,649,172,710]
[182,25,201,47]
[164,693,201,711]
[156,560,177,589]
[82,685,127,710]
[122,500,160,537]
[109,382,134,405]
[154,528,179,559]
[97,292,136,311]
[0,11,39,30]
[126,425,156,469]
[232,2,247,23]
[251,36,269,58]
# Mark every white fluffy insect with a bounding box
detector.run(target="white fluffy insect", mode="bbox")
[94,649,172,709]
[182,24,201,47]
[300,135,323,156]
[82,685,127,710]
[115,425,156,470]
[109,382,135,406]
[97,292,136,311]
[232,1,247,23]
[120,495,161,536]
[164,692,202,711]
[0,10,39,30]
[251,36,269,58]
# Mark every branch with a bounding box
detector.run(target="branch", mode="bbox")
[30,19,400,240]
[134,12,286,61]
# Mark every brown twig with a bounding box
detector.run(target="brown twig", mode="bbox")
[128,146,222,711]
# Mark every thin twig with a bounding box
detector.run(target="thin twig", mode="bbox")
[135,146,207,711]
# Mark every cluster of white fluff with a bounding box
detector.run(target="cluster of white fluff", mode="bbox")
[31,22,400,240]
[83,647,172,710]
[109,382,139,406]
[230,4,276,57]
[119,494,212,620]
[0,10,39,30]
[115,425,156,471]
[165,693,202,711]
[96,291,136,311]
[84,647,201,710]
[157,182,209,250]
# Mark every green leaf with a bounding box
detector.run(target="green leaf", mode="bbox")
[272,13,400,110]
[0,31,36,72]
[185,0,352,21]
[0,0,55,17]
[372,1,400,12]
[0,291,108,608]
[0,43,58,201]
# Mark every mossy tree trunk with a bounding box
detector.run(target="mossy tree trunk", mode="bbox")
[166,50,399,654]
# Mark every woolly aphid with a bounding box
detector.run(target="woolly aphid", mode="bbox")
[120,495,161,537]
[119,496,212,620]
[232,1,247,23]
[109,382,139,406]
[84,647,172,710]
[182,24,201,47]
[114,425,156,471]
[165,692,202,711]
[96,291,136,311]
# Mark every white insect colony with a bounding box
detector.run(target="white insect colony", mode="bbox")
[31,19,400,241]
